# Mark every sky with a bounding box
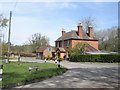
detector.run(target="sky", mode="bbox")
[0,0,118,46]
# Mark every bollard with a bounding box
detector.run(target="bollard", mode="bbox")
[0,64,3,69]
[55,60,57,64]
[0,64,3,75]
[58,59,61,68]
[44,59,46,63]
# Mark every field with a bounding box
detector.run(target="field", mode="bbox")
[2,62,67,88]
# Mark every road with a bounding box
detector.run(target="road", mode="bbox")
[12,59,119,88]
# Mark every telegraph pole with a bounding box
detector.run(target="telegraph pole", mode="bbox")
[0,30,2,59]
[7,11,12,63]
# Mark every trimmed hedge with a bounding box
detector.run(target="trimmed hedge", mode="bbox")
[70,53,120,63]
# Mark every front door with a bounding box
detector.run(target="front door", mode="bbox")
[39,53,43,59]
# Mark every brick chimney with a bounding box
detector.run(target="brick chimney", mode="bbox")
[88,26,93,38]
[62,28,66,36]
[78,23,82,38]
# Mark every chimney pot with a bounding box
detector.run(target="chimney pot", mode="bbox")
[61,28,66,36]
[88,26,93,38]
[78,23,82,38]
[78,23,82,26]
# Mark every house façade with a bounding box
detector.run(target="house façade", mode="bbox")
[55,23,99,59]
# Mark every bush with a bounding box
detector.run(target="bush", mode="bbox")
[47,55,51,60]
[20,52,36,57]
[2,52,36,57]
[70,53,120,63]
[69,43,86,54]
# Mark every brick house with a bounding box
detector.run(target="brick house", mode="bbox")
[55,23,99,59]
[36,46,55,59]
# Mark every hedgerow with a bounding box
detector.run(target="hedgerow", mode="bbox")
[70,53,120,63]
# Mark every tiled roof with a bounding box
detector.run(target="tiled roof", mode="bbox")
[55,30,98,41]
[84,43,99,52]
[56,47,66,53]
[36,46,55,53]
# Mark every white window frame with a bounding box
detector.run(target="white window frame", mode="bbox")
[48,48,51,52]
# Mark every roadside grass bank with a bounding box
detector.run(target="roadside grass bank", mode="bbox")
[2,62,67,88]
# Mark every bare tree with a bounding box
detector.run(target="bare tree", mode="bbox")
[94,29,107,42]
[95,26,118,51]
[94,26,118,42]
[79,16,97,32]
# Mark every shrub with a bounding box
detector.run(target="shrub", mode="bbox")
[69,43,86,54]
[47,55,51,60]
[60,58,64,60]
[20,52,36,57]
[70,53,120,63]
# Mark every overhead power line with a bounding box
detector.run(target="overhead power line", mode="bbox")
[12,0,18,14]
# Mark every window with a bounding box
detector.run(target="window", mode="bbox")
[59,41,62,47]
[37,53,40,56]
[62,41,64,47]
[48,48,52,52]
[57,42,59,47]
[67,40,69,47]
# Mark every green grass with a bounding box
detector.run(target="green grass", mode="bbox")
[21,57,36,59]
[0,81,2,90]
[0,56,18,60]
[2,62,67,88]
[0,61,2,64]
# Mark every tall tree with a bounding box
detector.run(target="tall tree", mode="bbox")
[27,33,49,53]
[95,26,118,52]
[0,14,8,57]
[0,14,8,42]
[0,14,8,30]
[79,16,97,32]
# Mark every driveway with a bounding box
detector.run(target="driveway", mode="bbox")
[14,59,119,88]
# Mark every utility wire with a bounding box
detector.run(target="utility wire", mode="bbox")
[12,0,18,14]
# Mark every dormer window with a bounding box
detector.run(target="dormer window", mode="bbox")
[48,48,52,52]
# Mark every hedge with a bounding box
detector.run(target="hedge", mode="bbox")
[70,53,120,63]
[3,52,36,57]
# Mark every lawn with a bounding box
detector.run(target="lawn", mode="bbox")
[2,62,67,88]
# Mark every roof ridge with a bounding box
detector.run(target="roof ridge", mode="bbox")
[55,29,98,41]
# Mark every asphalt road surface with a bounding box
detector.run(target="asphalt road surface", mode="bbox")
[12,59,119,88]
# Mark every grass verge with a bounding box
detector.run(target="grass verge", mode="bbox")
[2,62,67,88]
[0,57,18,60]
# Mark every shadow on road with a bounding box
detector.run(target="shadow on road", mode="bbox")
[15,67,119,88]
